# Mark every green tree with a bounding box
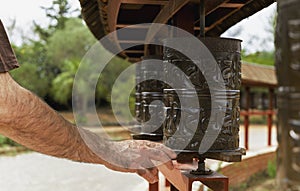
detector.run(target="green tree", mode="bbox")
[241,9,276,66]
[10,42,51,98]
[51,59,79,105]
[34,0,78,42]
[242,50,274,66]
[96,57,132,104]
[46,18,96,69]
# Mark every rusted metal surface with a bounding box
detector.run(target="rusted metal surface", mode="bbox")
[276,0,300,189]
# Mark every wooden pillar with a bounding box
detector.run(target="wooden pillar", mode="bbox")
[244,86,250,150]
[149,182,159,191]
[166,179,171,187]
[267,88,274,146]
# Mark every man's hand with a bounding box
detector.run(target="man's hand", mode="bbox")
[0,73,176,184]
[104,140,177,183]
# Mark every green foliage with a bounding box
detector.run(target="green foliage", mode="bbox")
[46,16,133,107]
[242,51,275,66]
[10,42,51,98]
[96,56,132,102]
[10,63,49,97]
[51,59,79,105]
[9,0,133,109]
[267,160,276,178]
[46,18,96,69]
[34,0,78,42]
[0,135,20,147]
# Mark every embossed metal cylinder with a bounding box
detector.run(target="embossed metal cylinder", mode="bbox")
[163,37,242,91]
[163,37,243,161]
[276,0,300,189]
[200,38,242,90]
[163,89,240,151]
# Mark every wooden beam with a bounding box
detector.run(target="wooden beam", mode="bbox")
[119,40,145,44]
[206,0,253,32]
[220,3,244,8]
[128,57,142,63]
[173,4,195,34]
[205,0,231,15]
[157,161,229,191]
[122,0,168,5]
[194,26,209,31]
[107,0,122,32]
[144,0,189,55]
[116,24,150,29]
[194,0,231,25]
[123,50,145,54]
[158,161,194,191]
[152,0,190,24]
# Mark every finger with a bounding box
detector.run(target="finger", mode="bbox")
[148,166,158,176]
[153,143,177,159]
[143,148,174,170]
[105,162,136,173]
[140,157,156,169]
[141,140,177,159]
[137,168,159,184]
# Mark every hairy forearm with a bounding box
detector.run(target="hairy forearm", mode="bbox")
[0,73,111,165]
[0,73,176,183]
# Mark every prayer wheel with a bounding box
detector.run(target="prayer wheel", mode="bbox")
[162,37,244,162]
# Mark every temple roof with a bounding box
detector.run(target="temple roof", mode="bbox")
[242,62,277,88]
[79,0,275,61]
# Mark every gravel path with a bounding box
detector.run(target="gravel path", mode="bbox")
[0,152,147,191]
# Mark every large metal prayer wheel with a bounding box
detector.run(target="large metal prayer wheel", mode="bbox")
[162,37,244,162]
[276,0,300,189]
